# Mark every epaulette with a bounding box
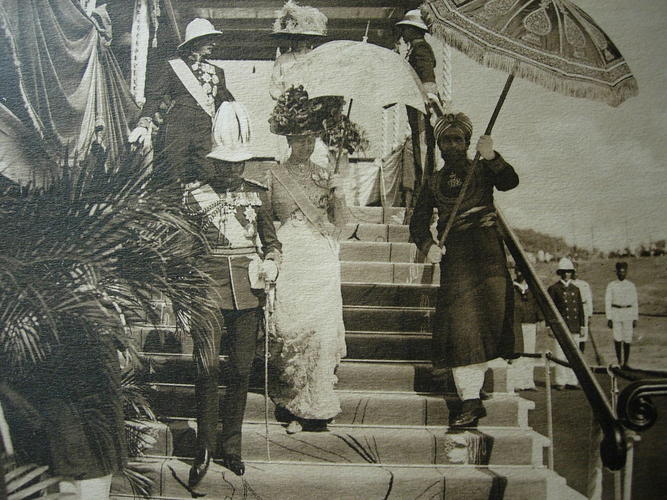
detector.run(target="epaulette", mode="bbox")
[244,178,268,190]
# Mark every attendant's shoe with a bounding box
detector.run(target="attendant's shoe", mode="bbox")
[221,454,245,476]
[302,419,329,432]
[286,420,303,434]
[450,399,487,428]
[519,387,538,392]
[479,390,491,400]
[566,384,581,390]
[553,385,565,391]
[188,447,211,488]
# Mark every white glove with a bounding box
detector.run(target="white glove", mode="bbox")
[261,259,279,282]
[426,242,445,263]
[128,126,151,145]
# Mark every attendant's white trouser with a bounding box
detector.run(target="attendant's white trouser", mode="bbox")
[60,474,112,500]
[612,320,634,343]
[552,335,582,386]
[510,323,537,389]
[451,362,487,401]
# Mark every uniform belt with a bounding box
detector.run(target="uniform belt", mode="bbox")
[611,304,632,308]
[209,247,257,256]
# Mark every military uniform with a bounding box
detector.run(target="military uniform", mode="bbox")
[547,280,585,386]
[406,38,437,189]
[185,178,281,460]
[142,56,234,184]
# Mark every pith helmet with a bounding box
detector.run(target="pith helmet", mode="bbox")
[557,257,575,272]
[177,18,223,50]
[396,9,428,31]
[207,102,253,163]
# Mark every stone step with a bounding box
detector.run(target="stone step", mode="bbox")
[148,387,533,428]
[341,282,438,308]
[340,223,410,243]
[343,305,434,333]
[140,355,512,394]
[341,261,439,284]
[112,458,583,500]
[346,206,406,225]
[339,241,417,263]
[167,421,548,467]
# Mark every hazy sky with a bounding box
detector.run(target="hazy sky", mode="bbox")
[448,0,667,251]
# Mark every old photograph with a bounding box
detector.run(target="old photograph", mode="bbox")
[0,1,665,499]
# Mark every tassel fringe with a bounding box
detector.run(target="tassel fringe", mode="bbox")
[422,7,638,108]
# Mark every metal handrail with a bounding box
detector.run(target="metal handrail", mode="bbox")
[497,210,628,470]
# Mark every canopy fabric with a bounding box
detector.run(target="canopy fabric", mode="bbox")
[422,0,638,107]
[0,0,138,162]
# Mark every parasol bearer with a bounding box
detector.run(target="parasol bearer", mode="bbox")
[397,9,440,197]
[184,102,281,487]
[129,18,234,186]
[409,112,519,427]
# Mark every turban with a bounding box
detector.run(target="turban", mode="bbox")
[433,113,473,143]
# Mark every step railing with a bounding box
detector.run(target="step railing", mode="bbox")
[497,210,629,471]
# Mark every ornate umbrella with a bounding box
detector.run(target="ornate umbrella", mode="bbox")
[421,0,638,247]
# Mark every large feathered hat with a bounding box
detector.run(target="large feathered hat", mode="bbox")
[207,102,253,163]
[272,1,327,37]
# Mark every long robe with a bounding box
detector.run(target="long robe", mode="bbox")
[410,154,519,368]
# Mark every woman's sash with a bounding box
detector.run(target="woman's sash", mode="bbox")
[271,163,331,237]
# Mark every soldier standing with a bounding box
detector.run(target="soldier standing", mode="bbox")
[185,103,281,486]
[547,258,585,390]
[605,262,639,367]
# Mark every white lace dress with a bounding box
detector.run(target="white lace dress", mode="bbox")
[269,161,347,420]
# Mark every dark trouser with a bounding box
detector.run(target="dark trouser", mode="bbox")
[406,107,435,191]
[194,307,262,458]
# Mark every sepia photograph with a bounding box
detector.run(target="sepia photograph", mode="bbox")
[0,1,665,498]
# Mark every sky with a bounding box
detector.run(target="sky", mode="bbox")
[447,0,667,252]
[224,1,666,253]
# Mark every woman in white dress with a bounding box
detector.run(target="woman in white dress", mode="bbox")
[268,132,348,434]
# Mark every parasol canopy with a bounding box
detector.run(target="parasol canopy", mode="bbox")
[422,0,637,107]
[282,40,428,113]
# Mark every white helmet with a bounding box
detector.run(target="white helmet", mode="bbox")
[557,257,575,272]
[177,18,223,50]
[207,102,253,163]
[396,9,429,31]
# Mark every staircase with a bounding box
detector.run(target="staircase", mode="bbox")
[112,207,583,499]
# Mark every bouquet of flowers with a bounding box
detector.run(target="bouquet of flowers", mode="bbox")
[320,113,369,154]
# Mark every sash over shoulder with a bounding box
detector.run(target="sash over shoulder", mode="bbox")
[168,58,215,117]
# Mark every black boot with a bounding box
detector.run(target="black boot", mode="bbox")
[221,454,245,476]
[579,342,586,353]
[188,447,211,488]
[623,343,631,368]
[450,399,486,428]
[614,341,623,365]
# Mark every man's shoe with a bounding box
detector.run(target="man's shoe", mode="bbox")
[221,454,245,476]
[479,390,491,400]
[188,448,211,488]
[450,399,487,428]
[553,385,565,391]
[566,384,581,390]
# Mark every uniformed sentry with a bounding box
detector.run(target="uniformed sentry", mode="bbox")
[605,261,638,366]
[184,102,281,488]
[547,258,585,390]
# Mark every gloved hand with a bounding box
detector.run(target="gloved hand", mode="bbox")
[261,259,279,282]
[426,242,445,263]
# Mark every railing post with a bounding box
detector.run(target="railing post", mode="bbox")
[543,352,555,470]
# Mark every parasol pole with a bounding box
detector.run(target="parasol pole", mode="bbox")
[333,99,354,174]
[436,73,515,250]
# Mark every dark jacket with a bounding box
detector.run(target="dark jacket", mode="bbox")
[185,179,281,310]
[514,282,544,324]
[408,39,436,85]
[142,57,234,122]
[547,281,585,334]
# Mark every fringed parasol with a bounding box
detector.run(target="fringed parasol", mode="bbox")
[421,0,638,248]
